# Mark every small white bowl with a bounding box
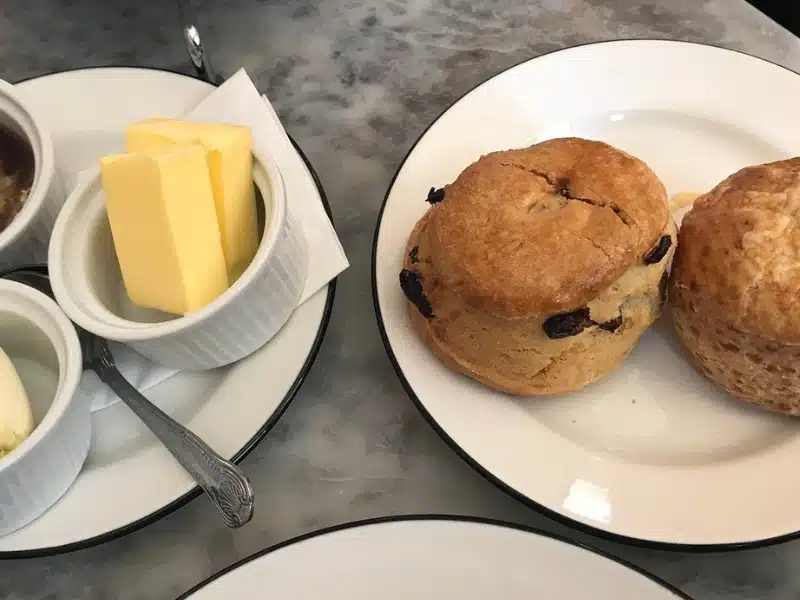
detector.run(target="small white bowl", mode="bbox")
[0,279,88,537]
[48,149,308,370]
[0,79,64,270]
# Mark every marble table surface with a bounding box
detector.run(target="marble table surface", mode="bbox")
[2,0,800,598]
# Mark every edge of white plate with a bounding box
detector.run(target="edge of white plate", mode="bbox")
[371,39,800,552]
[174,515,695,600]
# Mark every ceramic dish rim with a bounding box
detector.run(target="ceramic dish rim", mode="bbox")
[0,78,56,252]
[371,38,800,552]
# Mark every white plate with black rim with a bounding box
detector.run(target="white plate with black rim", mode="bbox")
[176,516,693,599]
[0,67,335,557]
[373,40,800,549]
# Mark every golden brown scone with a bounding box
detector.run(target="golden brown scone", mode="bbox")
[400,137,675,395]
[670,157,800,415]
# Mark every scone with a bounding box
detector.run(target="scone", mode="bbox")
[399,137,675,395]
[670,157,800,416]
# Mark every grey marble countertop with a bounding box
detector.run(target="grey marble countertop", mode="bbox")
[1,0,800,598]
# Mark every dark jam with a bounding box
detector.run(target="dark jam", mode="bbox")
[0,125,34,234]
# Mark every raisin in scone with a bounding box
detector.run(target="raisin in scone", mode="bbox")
[400,137,675,395]
[670,157,800,416]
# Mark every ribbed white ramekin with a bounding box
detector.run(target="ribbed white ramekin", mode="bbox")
[0,280,88,537]
[48,149,308,370]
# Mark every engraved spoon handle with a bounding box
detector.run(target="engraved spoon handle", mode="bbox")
[177,0,220,84]
[94,362,254,528]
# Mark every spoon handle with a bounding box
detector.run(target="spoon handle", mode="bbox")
[94,361,254,528]
[177,0,220,84]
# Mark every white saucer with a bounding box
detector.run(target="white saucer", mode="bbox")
[0,68,335,555]
[373,40,800,548]
[177,517,692,599]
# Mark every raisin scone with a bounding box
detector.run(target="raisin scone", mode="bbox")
[400,137,675,395]
[670,157,800,416]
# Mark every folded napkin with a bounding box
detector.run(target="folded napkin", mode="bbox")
[78,69,349,412]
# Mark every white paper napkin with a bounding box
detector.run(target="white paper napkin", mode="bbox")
[78,69,349,412]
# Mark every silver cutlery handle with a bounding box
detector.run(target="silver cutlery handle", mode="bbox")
[95,363,254,528]
[177,0,219,84]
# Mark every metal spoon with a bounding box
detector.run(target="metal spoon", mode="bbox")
[0,265,254,528]
[177,0,221,85]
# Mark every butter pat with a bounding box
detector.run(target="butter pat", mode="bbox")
[127,119,259,281]
[100,144,229,315]
[0,348,34,459]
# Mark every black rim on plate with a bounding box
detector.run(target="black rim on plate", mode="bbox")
[371,39,800,552]
[175,514,695,599]
[0,66,337,559]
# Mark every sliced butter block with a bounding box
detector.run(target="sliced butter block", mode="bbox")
[127,118,259,282]
[100,143,229,315]
[0,347,34,459]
